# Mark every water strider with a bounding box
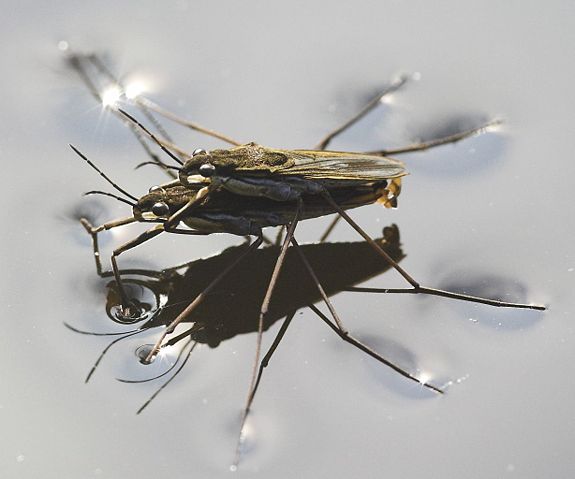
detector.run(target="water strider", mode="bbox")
[68,53,546,466]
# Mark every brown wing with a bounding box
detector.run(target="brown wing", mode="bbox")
[272,149,407,181]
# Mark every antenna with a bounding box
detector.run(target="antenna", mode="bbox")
[117,109,184,166]
[84,190,136,207]
[69,144,138,202]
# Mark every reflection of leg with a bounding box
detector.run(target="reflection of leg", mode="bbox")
[234,202,302,467]
[318,214,341,243]
[236,310,297,448]
[315,76,409,150]
[368,120,501,156]
[87,54,241,148]
[321,190,545,310]
[309,304,443,394]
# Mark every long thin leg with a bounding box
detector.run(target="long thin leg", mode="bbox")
[136,97,243,146]
[117,108,236,171]
[290,238,347,332]
[315,85,499,242]
[315,75,409,150]
[234,310,297,457]
[289,238,445,394]
[367,120,502,156]
[80,217,136,276]
[144,233,265,363]
[234,203,302,467]
[86,54,180,152]
[68,54,181,178]
[317,120,502,243]
[320,190,545,310]
[315,79,408,241]
[83,54,243,147]
[163,323,206,348]
[230,311,297,469]
[114,187,214,306]
[87,53,214,170]
[81,185,211,316]
[322,191,419,286]
[309,304,442,393]
[117,337,196,384]
[162,188,209,230]
[136,339,198,415]
[80,213,210,294]
[110,214,216,316]
[344,286,546,310]
[110,225,165,310]
[246,311,297,410]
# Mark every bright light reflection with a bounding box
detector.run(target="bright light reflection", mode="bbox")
[101,86,122,107]
[157,345,176,366]
[418,371,431,385]
[158,345,174,358]
[125,81,146,99]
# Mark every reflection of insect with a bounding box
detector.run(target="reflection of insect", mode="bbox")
[68,53,546,466]
[67,225,407,407]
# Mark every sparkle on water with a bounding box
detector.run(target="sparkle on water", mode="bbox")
[125,81,146,99]
[418,371,432,386]
[101,86,122,107]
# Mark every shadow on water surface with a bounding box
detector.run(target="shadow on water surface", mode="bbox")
[438,272,543,330]
[67,226,410,386]
[66,219,544,410]
[404,114,507,179]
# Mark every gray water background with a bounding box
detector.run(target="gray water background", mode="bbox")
[1,1,573,478]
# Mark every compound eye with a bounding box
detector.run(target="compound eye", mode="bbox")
[151,201,170,217]
[193,148,206,156]
[199,163,216,177]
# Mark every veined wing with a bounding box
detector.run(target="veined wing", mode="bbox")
[274,149,407,181]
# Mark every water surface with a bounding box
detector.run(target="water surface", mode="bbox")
[1,2,573,478]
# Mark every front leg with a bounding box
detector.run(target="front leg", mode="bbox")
[80,216,136,277]
[108,225,165,318]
